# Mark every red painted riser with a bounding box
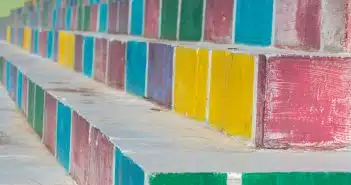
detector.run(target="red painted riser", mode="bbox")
[94,37,108,83]
[261,56,351,150]
[43,92,57,154]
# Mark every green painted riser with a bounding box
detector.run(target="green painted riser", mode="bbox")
[148,172,351,185]
[27,80,35,126]
[0,58,4,83]
[160,0,179,40]
[34,84,44,137]
[179,0,203,41]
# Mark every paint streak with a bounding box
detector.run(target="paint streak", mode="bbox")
[94,37,108,83]
[204,0,234,43]
[264,56,351,150]
[144,0,159,38]
[108,2,118,34]
[71,112,89,185]
[88,127,114,185]
[174,47,208,121]
[149,173,227,185]
[242,172,351,185]
[43,93,57,155]
[235,0,273,46]
[90,4,98,32]
[126,41,147,97]
[56,102,72,171]
[275,0,321,51]
[74,34,83,73]
[147,43,173,107]
[117,0,129,34]
[107,40,125,90]
[209,51,255,138]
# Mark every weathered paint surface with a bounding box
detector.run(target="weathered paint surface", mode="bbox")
[160,0,179,40]
[147,43,173,107]
[23,27,32,51]
[22,75,28,115]
[71,112,89,185]
[144,0,159,38]
[179,0,204,41]
[255,55,267,147]
[44,92,57,154]
[56,102,72,171]
[90,4,98,32]
[235,0,273,46]
[174,47,208,121]
[108,2,118,33]
[74,34,83,72]
[204,0,234,43]
[34,85,44,137]
[83,36,94,77]
[94,37,108,83]
[209,51,255,138]
[321,0,347,52]
[89,127,114,185]
[98,3,108,32]
[130,0,144,36]
[126,41,147,97]
[242,173,351,185]
[149,173,227,185]
[275,0,321,51]
[107,40,125,90]
[115,149,144,185]
[117,0,129,34]
[263,56,351,150]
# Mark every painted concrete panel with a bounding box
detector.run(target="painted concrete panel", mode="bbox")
[39,30,47,57]
[56,102,72,171]
[47,30,54,59]
[147,43,173,107]
[94,37,108,83]
[160,0,178,40]
[174,47,208,121]
[75,34,83,73]
[108,2,118,34]
[58,31,75,69]
[27,80,35,127]
[71,112,89,185]
[255,55,267,147]
[209,51,255,139]
[44,92,57,154]
[88,127,114,185]
[275,0,321,51]
[98,3,108,32]
[126,41,147,97]
[130,0,144,36]
[16,70,22,109]
[72,6,78,30]
[22,75,28,115]
[204,0,234,43]
[321,0,347,52]
[120,154,145,185]
[83,36,94,77]
[53,31,59,62]
[149,173,227,185]
[65,7,72,30]
[33,29,39,54]
[117,0,129,34]
[23,27,32,51]
[34,85,44,138]
[144,0,159,38]
[91,4,98,32]
[107,40,125,90]
[235,0,273,46]
[0,58,3,86]
[6,26,11,42]
[263,56,351,150]
[179,0,203,41]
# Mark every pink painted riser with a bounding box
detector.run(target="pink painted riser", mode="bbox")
[94,37,108,83]
[263,56,351,150]
[144,0,159,38]
[204,0,234,43]
[43,92,57,154]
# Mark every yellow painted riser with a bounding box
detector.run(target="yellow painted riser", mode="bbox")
[58,31,75,70]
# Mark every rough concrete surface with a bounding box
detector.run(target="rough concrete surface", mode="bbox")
[0,85,75,185]
[1,41,351,174]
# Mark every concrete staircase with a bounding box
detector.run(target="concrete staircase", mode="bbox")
[1,0,351,184]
